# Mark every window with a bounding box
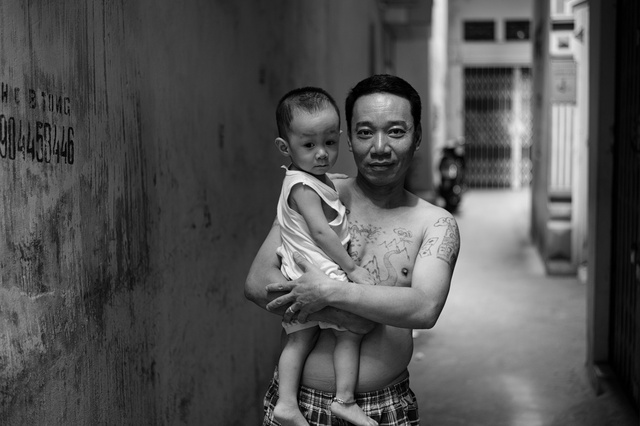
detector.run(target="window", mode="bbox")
[464,21,495,41]
[552,0,573,17]
[551,21,574,31]
[505,20,530,41]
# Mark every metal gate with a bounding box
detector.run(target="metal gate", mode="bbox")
[464,67,532,189]
[611,0,640,411]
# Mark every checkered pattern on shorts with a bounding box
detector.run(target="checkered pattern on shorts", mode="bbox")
[262,368,420,425]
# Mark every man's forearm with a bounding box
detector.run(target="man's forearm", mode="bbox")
[248,274,375,334]
[328,280,443,329]
[244,221,290,314]
[245,259,288,313]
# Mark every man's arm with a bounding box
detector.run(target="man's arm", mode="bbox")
[244,219,289,315]
[244,220,376,334]
[268,211,460,330]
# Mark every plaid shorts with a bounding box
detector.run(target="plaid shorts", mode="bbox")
[262,368,420,425]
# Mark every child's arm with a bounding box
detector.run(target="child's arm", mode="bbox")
[290,184,374,285]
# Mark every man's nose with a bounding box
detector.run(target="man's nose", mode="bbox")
[372,134,390,155]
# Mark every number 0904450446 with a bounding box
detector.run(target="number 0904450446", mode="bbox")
[0,114,74,165]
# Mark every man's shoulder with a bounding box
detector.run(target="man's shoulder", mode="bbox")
[406,191,451,217]
[333,177,356,203]
[333,176,355,192]
[405,191,457,231]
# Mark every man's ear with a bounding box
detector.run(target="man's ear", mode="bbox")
[414,124,422,151]
[275,137,290,156]
[346,133,353,152]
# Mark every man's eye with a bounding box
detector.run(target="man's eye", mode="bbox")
[356,129,373,138]
[389,128,406,137]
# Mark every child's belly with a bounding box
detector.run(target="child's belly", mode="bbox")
[300,324,414,392]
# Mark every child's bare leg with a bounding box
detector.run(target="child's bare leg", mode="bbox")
[330,330,378,426]
[274,326,318,426]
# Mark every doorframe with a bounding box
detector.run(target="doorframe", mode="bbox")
[585,0,615,393]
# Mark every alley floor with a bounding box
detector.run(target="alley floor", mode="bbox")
[408,189,639,426]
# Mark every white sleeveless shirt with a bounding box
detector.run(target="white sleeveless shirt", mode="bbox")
[276,168,350,282]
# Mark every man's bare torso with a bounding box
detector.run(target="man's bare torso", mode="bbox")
[301,178,440,392]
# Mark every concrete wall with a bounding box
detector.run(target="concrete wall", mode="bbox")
[571,1,589,273]
[0,1,382,424]
[530,0,552,255]
[395,35,434,194]
[429,0,449,189]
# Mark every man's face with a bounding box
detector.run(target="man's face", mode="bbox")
[347,93,421,186]
[281,108,340,176]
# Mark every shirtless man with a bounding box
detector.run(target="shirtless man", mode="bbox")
[245,74,460,425]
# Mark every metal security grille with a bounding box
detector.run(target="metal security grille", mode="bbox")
[464,67,533,188]
[610,0,640,412]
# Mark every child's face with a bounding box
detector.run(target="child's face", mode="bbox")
[279,107,340,176]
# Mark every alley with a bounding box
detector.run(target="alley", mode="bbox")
[408,189,638,426]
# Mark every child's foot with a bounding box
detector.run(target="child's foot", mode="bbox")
[330,397,378,426]
[273,401,309,426]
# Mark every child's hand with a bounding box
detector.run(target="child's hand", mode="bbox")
[347,266,376,286]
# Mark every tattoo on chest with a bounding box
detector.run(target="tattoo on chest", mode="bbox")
[348,221,382,261]
[349,224,413,286]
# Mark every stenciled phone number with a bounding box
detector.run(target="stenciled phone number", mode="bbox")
[0,114,74,165]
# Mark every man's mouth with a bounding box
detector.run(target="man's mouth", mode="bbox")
[369,162,393,168]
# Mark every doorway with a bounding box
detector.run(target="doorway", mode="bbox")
[464,67,533,189]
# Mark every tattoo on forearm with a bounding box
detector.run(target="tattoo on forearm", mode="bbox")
[434,217,460,270]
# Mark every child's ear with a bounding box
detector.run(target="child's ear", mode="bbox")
[274,138,290,156]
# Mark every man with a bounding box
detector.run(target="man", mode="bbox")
[245,74,460,425]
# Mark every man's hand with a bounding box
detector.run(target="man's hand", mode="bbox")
[266,253,333,323]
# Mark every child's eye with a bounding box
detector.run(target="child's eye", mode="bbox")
[326,140,337,146]
[304,143,315,148]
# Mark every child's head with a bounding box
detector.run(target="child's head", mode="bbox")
[275,87,341,176]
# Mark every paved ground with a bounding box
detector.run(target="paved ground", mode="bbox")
[408,189,638,426]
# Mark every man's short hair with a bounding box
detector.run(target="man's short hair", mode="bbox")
[276,87,341,139]
[345,74,422,137]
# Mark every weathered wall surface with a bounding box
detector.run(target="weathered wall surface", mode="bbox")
[530,0,552,256]
[0,1,381,424]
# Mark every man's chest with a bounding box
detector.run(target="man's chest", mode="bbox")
[346,214,423,287]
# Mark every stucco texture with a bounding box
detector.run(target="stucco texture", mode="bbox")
[0,1,381,424]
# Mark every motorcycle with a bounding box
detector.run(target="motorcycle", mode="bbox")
[438,138,466,213]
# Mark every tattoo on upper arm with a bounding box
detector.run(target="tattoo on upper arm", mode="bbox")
[418,237,439,257]
[434,217,460,270]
